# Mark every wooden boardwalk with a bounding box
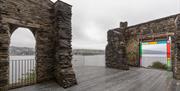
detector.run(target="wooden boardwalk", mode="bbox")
[10,66,180,91]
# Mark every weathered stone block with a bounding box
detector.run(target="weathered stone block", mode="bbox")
[58,29,71,39]
[58,39,71,48]
[54,67,77,88]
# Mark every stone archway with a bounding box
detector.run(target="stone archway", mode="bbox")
[0,0,77,90]
[9,27,36,88]
[106,14,180,80]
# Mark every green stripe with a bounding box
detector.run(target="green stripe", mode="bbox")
[140,43,142,56]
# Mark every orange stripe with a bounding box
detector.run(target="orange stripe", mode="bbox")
[149,42,157,44]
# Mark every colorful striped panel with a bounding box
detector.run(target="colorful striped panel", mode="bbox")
[167,61,171,67]
[142,40,166,45]
[140,43,142,66]
[157,41,167,44]
[140,38,171,69]
[167,38,171,68]
[149,42,157,44]
[142,42,148,45]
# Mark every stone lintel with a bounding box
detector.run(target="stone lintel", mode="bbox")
[2,17,42,28]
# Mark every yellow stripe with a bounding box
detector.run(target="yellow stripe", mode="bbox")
[149,42,157,44]
[167,58,171,60]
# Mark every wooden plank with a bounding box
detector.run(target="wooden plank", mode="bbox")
[9,67,180,91]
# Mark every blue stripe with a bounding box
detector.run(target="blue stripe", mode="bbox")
[157,41,167,44]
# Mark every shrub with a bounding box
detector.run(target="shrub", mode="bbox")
[19,69,36,84]
[151,61,168,70]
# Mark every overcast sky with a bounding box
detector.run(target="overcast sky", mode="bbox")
[10,0,180,49]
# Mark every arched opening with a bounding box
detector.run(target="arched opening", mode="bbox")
[9,27,36,89]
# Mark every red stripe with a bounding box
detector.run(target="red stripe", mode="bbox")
[167,42,171,59]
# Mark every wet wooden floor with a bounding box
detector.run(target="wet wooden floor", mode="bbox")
[10,66,180,91]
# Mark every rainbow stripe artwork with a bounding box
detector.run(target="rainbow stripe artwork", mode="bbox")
[140,37,171,69]
[167,37,171,69]
[139,43,142,66]
[141,40,167,45]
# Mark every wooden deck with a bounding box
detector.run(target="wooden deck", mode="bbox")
[10,66,180,91]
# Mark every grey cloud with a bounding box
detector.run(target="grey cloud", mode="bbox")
[69,0,179,49]
[10,28,36,48]
[11,0,179,50]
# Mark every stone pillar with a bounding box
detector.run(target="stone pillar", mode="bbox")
[106,22,129,70]
[174,15,180,80]
[0,16,10,91]
[36,27,55,83]
[54,1,77,88]
[120,22,128,29]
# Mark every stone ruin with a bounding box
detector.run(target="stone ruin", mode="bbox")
[106,22,129,70]
[0,0,180,91]
[106,13,180,79]
[174,15,180,79]
[0,0,77,90]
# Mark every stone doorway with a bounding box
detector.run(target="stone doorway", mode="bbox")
[139,37,173,70]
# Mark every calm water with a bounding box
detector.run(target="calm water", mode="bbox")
[10,55,105,67]
[142,54,167,67]
[72,55,105,67]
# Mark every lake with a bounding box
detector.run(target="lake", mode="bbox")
[72,55,105,67]
[142,54,167,67]
[10,55,105,67]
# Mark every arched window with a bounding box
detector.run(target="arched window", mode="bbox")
[9,27,36,88]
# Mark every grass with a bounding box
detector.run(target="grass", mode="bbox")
[150,61,168,70]
[9,70,36,89]
[19,69,36,84]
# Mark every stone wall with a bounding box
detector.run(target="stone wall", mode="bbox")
[0,0,53,26]
[35,27,55,83]
[126,14,178,66]
[54,1,77,88]
[0,0,77,90]
[0,12,10,91]
[106,22,129,70]
[174,15,180,79]
[106,13,180,76]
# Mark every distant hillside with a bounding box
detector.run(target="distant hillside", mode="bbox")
[9,46,104,56]
[9,46,35,56]
[9,46,164,56]
[73,49,105,55]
